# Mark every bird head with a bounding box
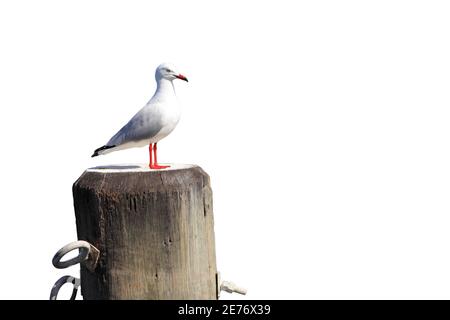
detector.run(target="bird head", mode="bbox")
[155,63,188,82]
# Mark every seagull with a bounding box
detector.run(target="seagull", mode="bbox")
[91,63,188,169]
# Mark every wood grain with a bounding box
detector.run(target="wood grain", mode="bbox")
[72,165,217,300]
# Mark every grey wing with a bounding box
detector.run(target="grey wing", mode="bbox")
[107,110,162,146]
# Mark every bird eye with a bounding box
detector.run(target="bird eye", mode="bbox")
[165,68,172,73]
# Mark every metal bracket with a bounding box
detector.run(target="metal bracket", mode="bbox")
[52,240,100,272]
[216,272,247,298]
[49,275,80,300]
[84,244,100,272]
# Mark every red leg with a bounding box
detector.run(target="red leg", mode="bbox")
[148,144,153,168]
[150,142,170,169]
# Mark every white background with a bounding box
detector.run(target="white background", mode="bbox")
[0,0,449,299]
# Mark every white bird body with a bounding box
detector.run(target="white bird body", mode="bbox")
[92,63,187,158]
[101,79,180,154]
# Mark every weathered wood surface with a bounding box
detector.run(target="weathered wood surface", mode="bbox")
[72,164,217,300]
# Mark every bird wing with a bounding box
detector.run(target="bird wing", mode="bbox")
[107,105,163,146]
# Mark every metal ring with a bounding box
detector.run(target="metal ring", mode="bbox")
[49,275,80,300]
[52,240,91,269]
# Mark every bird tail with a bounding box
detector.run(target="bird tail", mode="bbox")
[91,145,116,157]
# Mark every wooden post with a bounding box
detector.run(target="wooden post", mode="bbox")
[72,164,218,300]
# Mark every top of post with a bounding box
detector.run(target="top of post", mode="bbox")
[74,164,210,193]
[86,163,197,173]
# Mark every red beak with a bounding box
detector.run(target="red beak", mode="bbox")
[176,74,188,82]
